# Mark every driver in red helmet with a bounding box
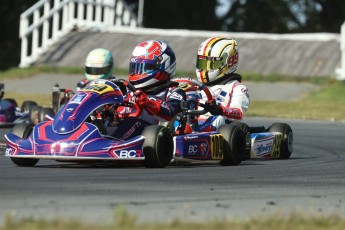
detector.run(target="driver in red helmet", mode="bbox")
[112,40,186,140]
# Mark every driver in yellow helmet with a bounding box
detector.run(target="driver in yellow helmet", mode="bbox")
[194,37,250,131]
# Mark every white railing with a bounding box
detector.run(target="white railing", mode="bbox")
[19,0,138,68]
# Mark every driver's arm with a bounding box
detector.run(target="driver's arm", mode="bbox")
[145,87,186,121]
[221,84,250,120]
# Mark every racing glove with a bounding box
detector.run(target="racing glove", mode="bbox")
[134,90,161,115]
[204,100,223,115]
[134,90,149,108]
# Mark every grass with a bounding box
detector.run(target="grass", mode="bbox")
[1,66,345,121]
[2,211,345,230]
[247,83,345,121]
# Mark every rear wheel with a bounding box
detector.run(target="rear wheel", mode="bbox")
[21,100,38,113]
[218,124,245,166]
[10,123,39,167]
[28,105,42,124]
[142,125,173,168]
[4,98,18,107]
[268,123,293,159]
[231,121,251,160]
[38,107,55,122]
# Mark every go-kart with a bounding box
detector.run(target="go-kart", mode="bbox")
[170,78,293,165]
[0,83,38,127]
[4,79,173,168]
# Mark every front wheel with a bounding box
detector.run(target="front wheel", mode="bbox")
[10,123,39,167]
[269,123,293,159]
[218,124,245,166]
[142,125,173,168]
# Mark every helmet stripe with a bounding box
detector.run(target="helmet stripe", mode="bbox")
[206,38,227,56]
[204,70,210,83]
[219,43,231,56]
[202,37,219,56]
[198,70,207,83]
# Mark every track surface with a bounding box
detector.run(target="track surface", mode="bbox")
[0,117,345,224]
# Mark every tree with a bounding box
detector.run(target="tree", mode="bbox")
[0,0,36,70]
[220,0,301,33]
[139,0,222,31]
[297,0,345,32]
[220,0,345,33]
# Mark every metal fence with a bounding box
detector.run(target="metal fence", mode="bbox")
[19,0,138,68]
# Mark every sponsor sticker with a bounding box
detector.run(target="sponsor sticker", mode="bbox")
[114,149,142,158]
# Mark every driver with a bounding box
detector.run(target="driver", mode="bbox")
[77,48,115,90]
[112,40,186,140]
[193,37,250,131]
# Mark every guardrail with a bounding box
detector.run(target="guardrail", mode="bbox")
[19,0,138,68]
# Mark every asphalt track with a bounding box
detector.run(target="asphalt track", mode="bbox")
[0,117,345,224]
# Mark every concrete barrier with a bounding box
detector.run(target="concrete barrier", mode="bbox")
[36,27,340,78]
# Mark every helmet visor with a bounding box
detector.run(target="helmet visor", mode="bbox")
[85,65,112,75]
[196,55,223,71]
[129,59,159,75]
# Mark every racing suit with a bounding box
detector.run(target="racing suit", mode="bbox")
[194,73,250,132]
[112,82,186,140]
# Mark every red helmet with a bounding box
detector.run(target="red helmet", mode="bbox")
[129,40,176,89]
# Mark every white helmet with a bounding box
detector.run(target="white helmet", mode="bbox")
[129,40,176,89]
[196,37,238,84]
[85,48,113,81]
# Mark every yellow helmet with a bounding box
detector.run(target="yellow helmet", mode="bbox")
[196,37,238,84]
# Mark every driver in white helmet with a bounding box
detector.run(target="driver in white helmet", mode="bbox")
[193,37,250,132]
[77,48,115,90]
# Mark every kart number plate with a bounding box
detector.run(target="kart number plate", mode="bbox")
[210,134,223,160]
[271,133,283,158]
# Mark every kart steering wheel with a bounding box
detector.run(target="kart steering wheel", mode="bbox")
[173,77,214,115]
[110,79,143,119]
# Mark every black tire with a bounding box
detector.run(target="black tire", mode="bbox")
[268,123,293,159]
[28,105,42,124]
[38,107,55,123]
[218,124,245,166]
[141,125,173,168]
[231,121,251,160]
[4,98,18,107]
[21,100,38,113]
[10,123,39,167]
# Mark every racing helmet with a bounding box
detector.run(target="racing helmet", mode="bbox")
[128,40,176,89]
[196,37,238,84]
[85,48,113,81]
